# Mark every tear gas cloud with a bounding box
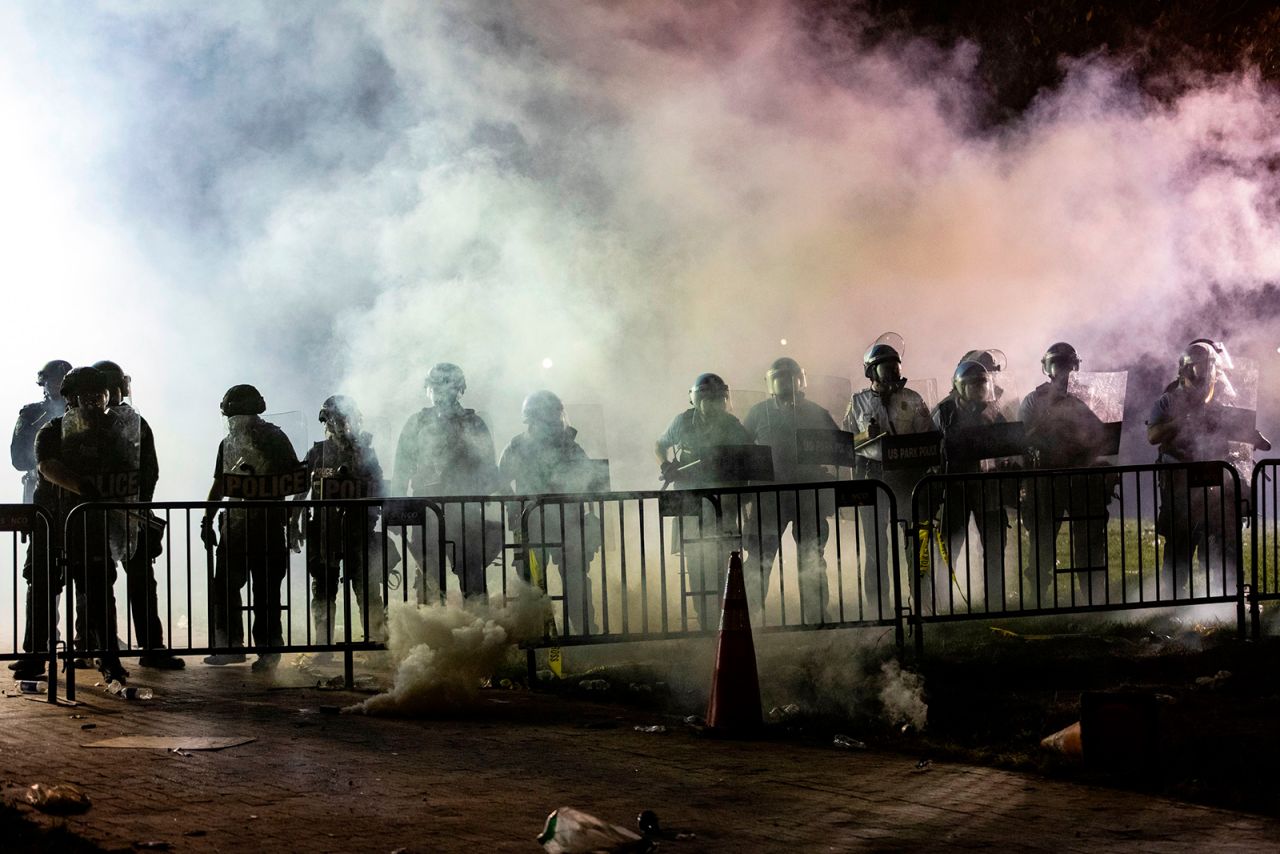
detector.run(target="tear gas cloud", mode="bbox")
[356,581,549,714]
[4,1,1280,498]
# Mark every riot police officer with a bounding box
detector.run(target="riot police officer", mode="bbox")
[11,360,71,504]
[202,385,301,671]
[31,366,131,684]
[303,395,388,660]
[931,360,1010,611]
[844,341,932,617]
[500,390,599,634]
[92,360,184,669]
[742,357,841,624]
[392,363,503,601]
[655,373,752,629]
[1147,343,1268,599]
[1019,343,1110,606]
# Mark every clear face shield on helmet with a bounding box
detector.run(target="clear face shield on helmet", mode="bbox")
[528,410,569,443]
[769,372,804,404]
[958,375,994,405]
[872,359,902,388]
[324,412,361,443]
[694,392,729,419]
[429,381,464,409]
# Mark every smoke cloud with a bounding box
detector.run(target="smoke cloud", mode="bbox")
[4,1,1280,496]
[355,580,549,714]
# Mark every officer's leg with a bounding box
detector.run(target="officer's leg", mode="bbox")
[454,502,491,601]
[250,521,288,671]
[308,529,339,647]
[15,530,62,677]
[414,509,447,605]
[1023,476,1059,608]
[125,546,164,651]
[941,487,975,614]
[559,506,596,636]
[858,503,885,619]
[976,481,1007,611]
[792,488,831,624]
[350,524,388,643]
[742,491,781,624]
[1069,476,1109,606]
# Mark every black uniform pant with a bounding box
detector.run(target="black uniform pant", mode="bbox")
[1023,475,1109,608]
[520,504,600,636]
[20,529,62,658]
[123,545,166,650]
[307,515,387,644]
[210,511,289,651]
[1156,471,1239,600]
[936,481,1008,613]
[743,489,833,625]
[410,502,504,603]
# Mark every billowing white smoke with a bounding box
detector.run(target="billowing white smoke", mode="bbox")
[878,658,927,731]
[4,1,1280,498]
[355,580,550,714]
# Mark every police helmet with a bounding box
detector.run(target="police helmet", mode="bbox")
[220,384,267,417]
[91,360,131,397]
[522,390,565,425]
[766,357,806,396]
[318,394,360,424]
[960,349,1006,373]
[1188,338,1233,371]
[1041,342,1080,375]
[862,343,901,379]
[37,360,72,388]
[1179,342,1218,382]
[952,360,991,396]
[61,366,111,400]
[689,373,730,406]
[425,362,466,395]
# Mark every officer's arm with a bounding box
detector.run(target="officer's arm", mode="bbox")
[140,418,159,501]
[390,421,413,496]
[38,459,95,496]
[1146,418,1179,446]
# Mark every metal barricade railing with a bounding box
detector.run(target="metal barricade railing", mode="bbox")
[910,460,1246,653]
[514,480,905,651]
[1249,458,1280,637]
[0,504,58,702]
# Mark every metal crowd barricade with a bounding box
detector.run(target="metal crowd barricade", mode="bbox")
[515,480,905,654]
[910,460,1246,653]
[1249,458,1280,638]
[0,504,58,703]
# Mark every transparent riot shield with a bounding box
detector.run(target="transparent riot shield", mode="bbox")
[732,389,769,419]
[564,403,608,461]
[1219,356,1259,481]
[264,410,307,462]
[909,378,940,412]
[810,375,853,423]
[62,405,141,560]
[1067,371,1129,459]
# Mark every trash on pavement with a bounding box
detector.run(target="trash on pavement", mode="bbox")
[25,782,92,815]
[538,806,653,853]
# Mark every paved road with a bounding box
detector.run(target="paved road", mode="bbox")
[1,660,1275,852]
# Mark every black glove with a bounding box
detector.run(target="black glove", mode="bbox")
[660,460,681,482]
[200,515,217,549]
[1256,431,1273,453]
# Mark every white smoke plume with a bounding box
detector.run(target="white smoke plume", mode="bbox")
[878,658,928,731]
[4,0,1280,495]
[355,580,549,715]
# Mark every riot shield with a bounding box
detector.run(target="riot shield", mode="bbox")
[1067,371,1129,457]
[564,403,608,461]
[810,375,853,423]
[731,389,769,418]
[1219,356,1259,481]
[263,410,307,461]
[62,405,141,560]
[909,378,940,412]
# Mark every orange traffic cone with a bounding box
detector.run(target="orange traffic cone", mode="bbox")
[705,550,762,733]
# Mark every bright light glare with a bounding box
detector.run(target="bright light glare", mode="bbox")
[779,338,788,346]
[541,357,554,369]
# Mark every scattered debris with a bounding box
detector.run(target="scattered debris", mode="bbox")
[912,759,933,773]
[105,681,153,700]
[16,680,43,694]
[633,725,668,734]
[832,734,867,750]
[683,715,704,727]
[538,806,653,853]
[1040,722,1083,759]
[83,736,255,751]
[579,679,611,692]
[1194,670,1232,691]
[80,723,96,731]
[767,703,801,722]
[169,748,193,757]
[135,842,172,850]
[25,782,91,815]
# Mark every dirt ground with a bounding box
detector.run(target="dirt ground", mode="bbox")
[1,643,1278,853]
